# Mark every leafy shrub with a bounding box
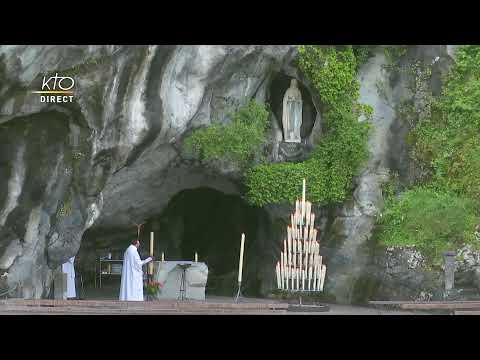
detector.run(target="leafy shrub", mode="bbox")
[378,187,479,267]
[183,100,270,169]
[410,45,480,203]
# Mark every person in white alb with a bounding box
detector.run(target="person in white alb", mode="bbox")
[62,256,76,299]
[119,239,153,301]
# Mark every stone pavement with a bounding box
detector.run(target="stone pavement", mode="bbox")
[0,297,430,315]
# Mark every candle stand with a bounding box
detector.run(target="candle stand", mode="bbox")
[177,263,192,301]
[273,179,329,312]
[234,282,243,303]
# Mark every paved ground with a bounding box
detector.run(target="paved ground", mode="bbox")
[0,298,428,315]
[0,282,428,316]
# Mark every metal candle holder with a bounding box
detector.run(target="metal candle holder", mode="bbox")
[274,179,327,303]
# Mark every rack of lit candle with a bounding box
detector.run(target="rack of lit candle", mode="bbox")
[275,179,326,292]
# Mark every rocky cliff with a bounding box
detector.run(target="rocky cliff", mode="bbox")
[0,45,469,302]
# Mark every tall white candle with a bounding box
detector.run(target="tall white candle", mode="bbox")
[295,268,300,290]
[149,232,154,275]
[195,252,198,262]
[318,264,322,291]
[280,254,284,289]
[305,247,309,271]
[320,265,326,291]
[298,243,301,270]
[285,265,289,291]
[317,264,322,291]
[302,178,306,225]
[161,252,165,262]
[313,263,318,291]
[238,233,245,283]
[306,201,311,227]
[302,178,306,205]
[308,266,312,290]
[276,262,281,289]
[150,232,154,256]
[289,267,295,289]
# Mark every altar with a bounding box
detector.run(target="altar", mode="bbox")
[152,261,208,301]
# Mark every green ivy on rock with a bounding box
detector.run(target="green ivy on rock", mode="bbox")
[377,187,478,267]
[245,45,371,206]
[377,45,480,266]
[352,46,377,69]
[410,45,480,203]
[183,100,270,170]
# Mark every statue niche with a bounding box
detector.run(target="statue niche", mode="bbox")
[282,78,303,143]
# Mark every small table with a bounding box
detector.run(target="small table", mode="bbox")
[177,263,192,301]
[96,259,124,288]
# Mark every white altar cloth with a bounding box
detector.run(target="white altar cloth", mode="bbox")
[153,261,208,300]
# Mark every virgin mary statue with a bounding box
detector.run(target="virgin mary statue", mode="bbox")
[282,79,303,143]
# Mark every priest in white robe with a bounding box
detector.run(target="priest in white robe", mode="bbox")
[119,239,153,301]
[61,256,76,299]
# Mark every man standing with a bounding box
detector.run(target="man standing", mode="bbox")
[62,256,76,299]
[119,239,153,301]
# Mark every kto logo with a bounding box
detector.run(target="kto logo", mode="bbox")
[32,73,75,103]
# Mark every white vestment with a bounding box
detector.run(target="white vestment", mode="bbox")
[62,256,76,298]
[119,245,152,301]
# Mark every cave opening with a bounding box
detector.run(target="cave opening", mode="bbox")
[78,187,273,298]
[268,72,318,141]
[145,188,265,297]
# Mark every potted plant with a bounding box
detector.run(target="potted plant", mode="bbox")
[144,280,162,301]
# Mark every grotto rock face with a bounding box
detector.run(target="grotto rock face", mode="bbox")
[0,44,471,302]
[323,45,458,303]
[373,247,443,301]
[0,45,297,298]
